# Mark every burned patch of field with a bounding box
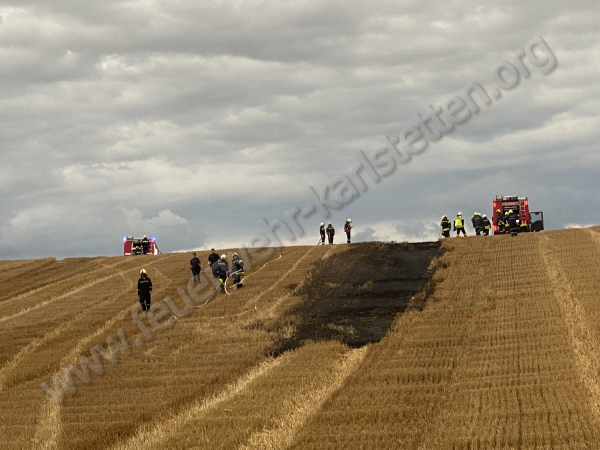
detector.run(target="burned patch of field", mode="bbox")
[270,241,441,354]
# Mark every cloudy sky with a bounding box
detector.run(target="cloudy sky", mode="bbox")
[0,0,598,259]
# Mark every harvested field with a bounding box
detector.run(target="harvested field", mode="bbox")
[2,227,600,449]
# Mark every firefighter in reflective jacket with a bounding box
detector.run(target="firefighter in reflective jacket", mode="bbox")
[454,212,467,236]
[137,269,152,311]
[440,215,451,238]
[141,235,150,255]
[471,212,484,236]
[482,214,491,236]
[495,209,504,234]
[231,253,245,289]
[326,222,335,244]
[211,255,230,293]
[507,210,519,236]
[504,211,510,233]
[344,219,352,243]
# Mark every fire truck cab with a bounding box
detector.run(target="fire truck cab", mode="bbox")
[123,236,158,256]
[492,195,544,234]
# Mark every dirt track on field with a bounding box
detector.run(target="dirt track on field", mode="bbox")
[3,228,600,449]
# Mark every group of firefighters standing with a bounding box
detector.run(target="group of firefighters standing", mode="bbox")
[441,209,524,238]
[137,248,246,310]
[319,219,353,245]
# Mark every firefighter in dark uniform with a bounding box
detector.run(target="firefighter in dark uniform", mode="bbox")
[482,214,491,236]
[138,269,152,311]
[507,209,519,236]
[454,212,467,236]
[440,215,451,238]
[519,218,529,233]
[231,253,245,289]
[211,254,230,293]
[344,219,352,243]
[326,222,335,244]
[471,212,484,236]
[495,209,504,234]
[319,223,326,245]
[503,211,510,233]
[190,252,201,283]
[141,235,150,255]
[208,249,219,279]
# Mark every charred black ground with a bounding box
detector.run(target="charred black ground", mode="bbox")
[270,241,442,356]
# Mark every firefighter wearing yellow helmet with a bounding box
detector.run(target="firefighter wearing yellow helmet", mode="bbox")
[137,269,152,311]
[471,212,484,236]
[440,215,451,238]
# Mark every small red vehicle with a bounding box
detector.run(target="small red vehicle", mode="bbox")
[123,236,158,256]
[492,195,544,234]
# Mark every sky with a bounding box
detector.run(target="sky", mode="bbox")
[0,0,598,259]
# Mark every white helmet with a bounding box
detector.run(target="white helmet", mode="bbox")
[220,254,227,259]
[232,252,238,258]
[482,214,487,218]
[347,218,351,223]
[320,222,324,226]
[458,212,462,216]
[509,209,513,214]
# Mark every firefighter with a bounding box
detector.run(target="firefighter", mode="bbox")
[319,223,326,245]
[208,248,219,279]
[471,212,484,236]
[137,269,152,311]
[504,211,510,233]
[211,254,230,293]
[190,252,201,283]
[141,235,150,255]
[440,215,451,238]
[519,218,529,233]
[344,219,352,243]
[231,252,245,289]
[326,222,335,244]
[454,212,467,236]
[507,209,519,236]
[495,209,504,234]
[482,214,491,236]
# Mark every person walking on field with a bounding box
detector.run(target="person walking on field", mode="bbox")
[319,223,326,245]
[440,215,451,238]
[454,212,467,236]
[208,248,219,279]
[482,214,491,236]
[141,235,150,255]
[190,252,201,283]
[471,212,483,236]
[138,269,152,311]
[231,252,245,289]
[326,222,335,244]
[344,219,352,243]
[211,254,230,293]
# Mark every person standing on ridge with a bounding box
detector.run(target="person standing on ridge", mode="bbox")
[507,209,519,236]
[326,222,335,244]
[471,212,483,236]
[231,252,245,289]
[482,214,491,236]
[344,219,352,243]
[495,209,504,234]
[137,269,153,311]
[190,252,201,283]
[141,235,150,255]
[208,248,219,279]
[319,223,326,245]
[211,254,230,293]
[454,212,467,236]
[440,215,451,238]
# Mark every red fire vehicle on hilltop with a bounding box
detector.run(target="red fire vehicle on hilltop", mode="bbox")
[492,195,544,234]
[123,236,159,256]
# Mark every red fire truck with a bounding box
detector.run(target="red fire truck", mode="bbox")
[492,195,544,234]
[123,236,159,256]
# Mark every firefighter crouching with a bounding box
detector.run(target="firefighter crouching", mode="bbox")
[440,215,451,238]
[138,269,152,311]
[231,252,245,289]
[211,254,230,293]
[482,214,491,236]
[471,212,483,236]
[454,212,467,236]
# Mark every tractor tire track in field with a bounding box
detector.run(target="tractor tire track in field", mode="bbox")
[538,232,600,422]
[239,346,368,450]
[0,255,171,324]
[110,357,284,450]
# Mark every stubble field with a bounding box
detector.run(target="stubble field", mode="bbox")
[1,227,600,449]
